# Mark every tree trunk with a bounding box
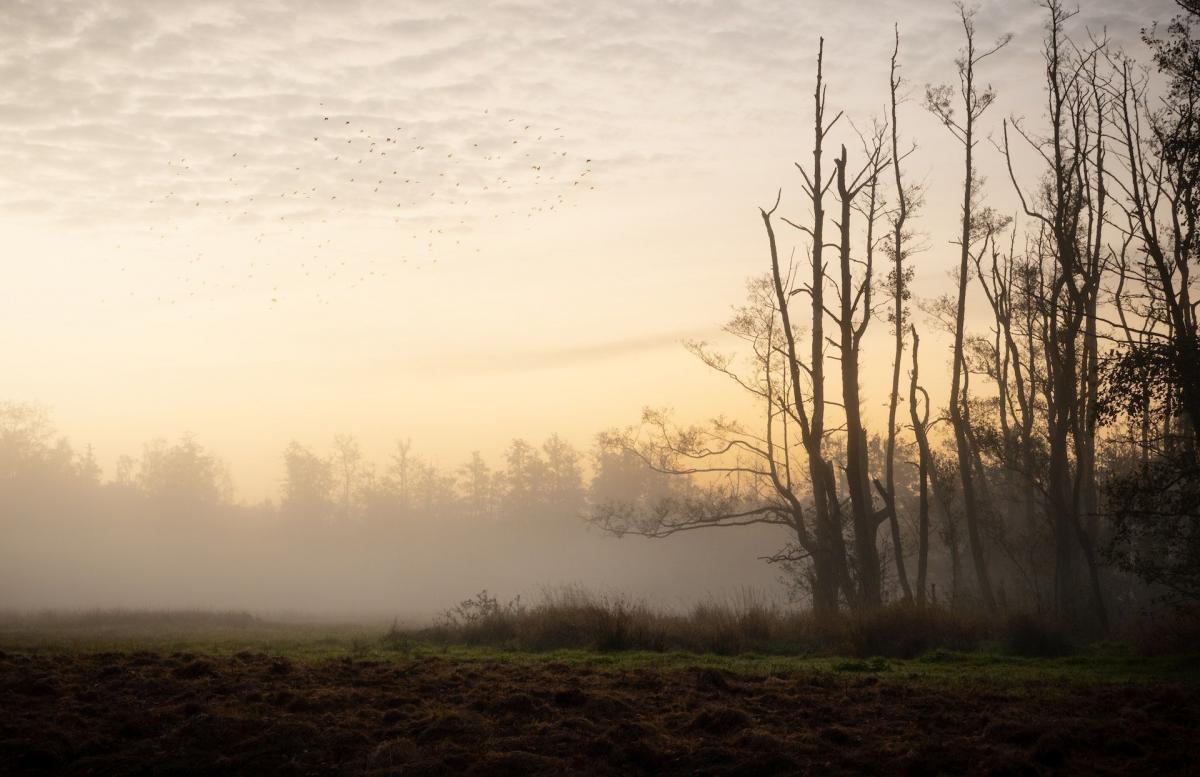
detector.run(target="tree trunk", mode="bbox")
[834,145,881,609]
[886,27,914,602]
[909,325,932,605]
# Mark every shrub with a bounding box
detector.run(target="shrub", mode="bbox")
[441,591,524,646]
[517,586,665,652]
[844,602,983,658]
[399,588,1002,657]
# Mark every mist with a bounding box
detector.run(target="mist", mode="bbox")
[0,406,782,618]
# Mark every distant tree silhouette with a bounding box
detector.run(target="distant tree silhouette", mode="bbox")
[542,435,585,520]
[281,441,334,524]
[137,436,232,508]
[385,439,415,516]
[459,451,496,520]
[331,435,364,521]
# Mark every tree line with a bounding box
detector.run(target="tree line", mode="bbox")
[0,400,670,532]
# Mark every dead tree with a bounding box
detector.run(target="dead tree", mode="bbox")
[831,132,891,608]
[1109,27,1200,443]
[908,325,934,604]
[972,226,1053,610]
[883,26,918,603]
[589,276,828,607]
[1002,1,1108,629]
[773,38,857,611]
[925,2,1010,613]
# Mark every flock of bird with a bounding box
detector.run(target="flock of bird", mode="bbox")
[119,107,599,308]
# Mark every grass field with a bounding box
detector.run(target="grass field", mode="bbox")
[3,608,1197,686]
[1,610,1197,774]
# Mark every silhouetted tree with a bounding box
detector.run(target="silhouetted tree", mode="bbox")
[137,436,232,508]
[925,2,1010,613]
[1098,0,1200,610]
[1002,0,1109,628]
[459,451,496,520]
[331,434,364,521]
[281,441,333,524]
[884,26,921,603]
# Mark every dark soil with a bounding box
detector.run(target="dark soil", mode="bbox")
[0,650,1195,775]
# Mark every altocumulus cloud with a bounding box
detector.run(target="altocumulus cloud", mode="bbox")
[0,0,1178,228]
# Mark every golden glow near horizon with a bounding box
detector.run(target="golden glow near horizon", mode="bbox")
[1,0,1171,501]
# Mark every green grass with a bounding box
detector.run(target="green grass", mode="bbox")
[379,644,1199,687]
[1,611,1196,688]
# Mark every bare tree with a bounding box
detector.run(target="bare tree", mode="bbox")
[1108,16,1200,441]
[832,130,891,607]
[925,2,1011,613]
[773,38,857,611]
[883,26,919,602]
[908,325,935,604]
[594,41,905,612]
[590,276,827,605]
[1002,0,1109,628]
[1098,0,1200,609]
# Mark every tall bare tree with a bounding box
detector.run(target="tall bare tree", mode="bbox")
[589,276,833,608]
[1003,0,1109,628]
[831,132,890,607]
[773,38,856,610]
[884,26,918,602]
[925,2,1011,613]
[907,326,936,604]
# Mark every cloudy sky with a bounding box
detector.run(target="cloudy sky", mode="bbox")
[1,0,1176,499]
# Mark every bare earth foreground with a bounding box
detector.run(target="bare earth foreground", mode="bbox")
[1,650,1197,776]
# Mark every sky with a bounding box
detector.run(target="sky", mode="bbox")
[0,0,1177,501]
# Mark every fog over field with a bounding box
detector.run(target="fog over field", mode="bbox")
[0,0,1195,636]
[0,423,783,616]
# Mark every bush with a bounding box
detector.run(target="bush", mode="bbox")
[397,588,1000,657]
[435,590,524,646]
[845,602,983,658]
[517,587,663,651]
